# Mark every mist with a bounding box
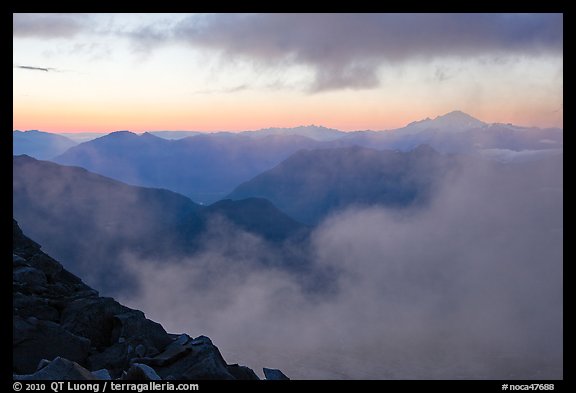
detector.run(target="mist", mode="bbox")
[119,155,563,379]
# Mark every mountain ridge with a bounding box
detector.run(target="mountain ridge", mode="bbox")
[13,130,78,160]
[53,132,331,204]
[13,155,310,295]
[400,110,487,133]
[227,145,456,224]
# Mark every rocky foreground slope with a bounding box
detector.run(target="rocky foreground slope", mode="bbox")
[13,220,288,380]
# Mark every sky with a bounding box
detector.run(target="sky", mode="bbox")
[13,13,563,133]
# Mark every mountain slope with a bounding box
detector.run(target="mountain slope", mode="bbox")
[14,155,309,294]
[400,110,487,133]
[13,154,201,293]
[50,112,562,205]
[57,132,109,143]
[205,198,310,243]
[342,111,562,153]
[13,219,268,380]
[227,145,455,225]
[13,130,78,160]
[54,131,330,204]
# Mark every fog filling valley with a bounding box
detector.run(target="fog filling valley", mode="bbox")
[117,156,563,379]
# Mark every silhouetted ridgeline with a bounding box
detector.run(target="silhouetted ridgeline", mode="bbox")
[13,220,288,380]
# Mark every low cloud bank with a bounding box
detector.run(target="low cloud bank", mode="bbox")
[120,156,562,379]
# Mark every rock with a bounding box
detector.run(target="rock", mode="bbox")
[122,363,162,380]
[172,334,191,346]
[28,253,64,278]
[13,266,47,287]
[227,364,260,380]
[13,220,42,258]
[135,344,146,358]
[135,335,191,367]
[263,368,290,380]
[190,336,212,346]
[91,369,112,380]
[154,336,235,380]
[61,297,130,349]
[14,357,97,380]
[13,254,27,266]
[111,311,171,351]
[67,289,99,300]
[35,359,51,372]
[61,298,170,354]
[12,220,263,381]
[13,292,60,322]
[87,342,130,378]
[13,316,91,374]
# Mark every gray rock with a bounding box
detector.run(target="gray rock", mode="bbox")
[13,316,91,374]
[154,335,235,380]
[122,363,162,380]
[35,359,51,372]
[227,364,260,380]
[172,334,191,346]
[67,289,99,300]
[13,292,60,322]
[135,344,146,358]
[14,357,96,380]
[28,253,64,278]
[13,266,47,287]
[61,297,130,349]
[263,368,290,380]
[135,335,191,367]
[87,342,130,377]
[111,311,172,350]
[91,369,112,380]
[13,254,27,266]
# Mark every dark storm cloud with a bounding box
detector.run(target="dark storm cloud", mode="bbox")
[173,13,563,91]
[13,13,91,38]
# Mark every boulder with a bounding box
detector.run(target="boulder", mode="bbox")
[13,316,91,374]
[13,292,60,322]
[263,368,290,380]
[155,336,235,380]
[134,335,191,367]
[122,363,162,380]
[61,297,129,349]
[87,342,130,377]
[61,298,171,352]
[27,253,64,278]
[13,266,47,287]
[14,357,96,380]
[13,253,27,267]
[91,369,112,380]
[111,311,171,350]
[227,364,260,380]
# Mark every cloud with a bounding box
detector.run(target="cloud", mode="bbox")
[172,13,563,91]
[15,65,50,72]
[13,13,563,92]
[120,154,563,379]
[480,148,563,162]
[13,13,91,39]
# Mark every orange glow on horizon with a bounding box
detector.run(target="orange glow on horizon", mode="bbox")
[12,107,563,134]
[13,80,563,133]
